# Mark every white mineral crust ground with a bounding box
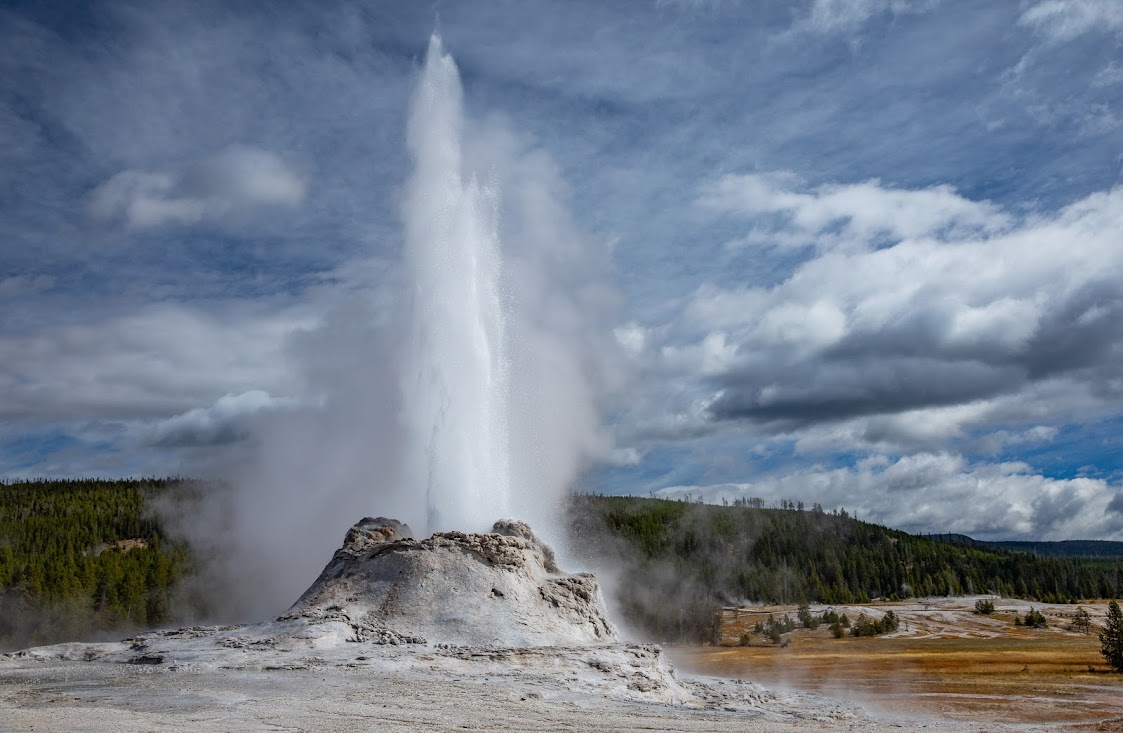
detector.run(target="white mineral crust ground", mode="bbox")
[0,520,1059,732]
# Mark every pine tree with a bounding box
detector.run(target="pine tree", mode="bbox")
[1101,600,1123,673]
[1072,606,1092,635]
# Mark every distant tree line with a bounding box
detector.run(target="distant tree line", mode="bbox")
[931,535,1123,560]
[567,495,1123,643]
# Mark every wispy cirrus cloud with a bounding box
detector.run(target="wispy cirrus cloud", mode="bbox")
[1019,0,1123,43]
[798,0,940,34]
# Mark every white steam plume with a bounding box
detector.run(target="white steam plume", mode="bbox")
[400,36,513,533]
[167,35,622,619]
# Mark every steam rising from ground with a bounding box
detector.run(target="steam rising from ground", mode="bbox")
[166,35,622,620]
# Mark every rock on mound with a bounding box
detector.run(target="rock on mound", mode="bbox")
[280,518,617,647]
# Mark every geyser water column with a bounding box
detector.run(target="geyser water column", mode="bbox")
[401,35,512,533]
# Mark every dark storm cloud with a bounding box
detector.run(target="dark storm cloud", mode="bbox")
[1022,279,1123,381]
[707,277,1123,427]
[709,358,1025,425]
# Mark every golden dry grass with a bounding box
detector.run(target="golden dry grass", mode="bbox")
[670,599,1123,727]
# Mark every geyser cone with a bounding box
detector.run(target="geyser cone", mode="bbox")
[282,517,618,647]
[401,35,512,533]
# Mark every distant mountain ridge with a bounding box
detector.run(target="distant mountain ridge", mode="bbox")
[930,533,1123,559]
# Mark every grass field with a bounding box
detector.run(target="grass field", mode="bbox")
[669,598,1123,728]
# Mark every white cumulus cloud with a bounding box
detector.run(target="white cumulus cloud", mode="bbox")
[0,303,313,422]
[699,172,1010,251]
[656,452,1123,540]
[89,146,305,229]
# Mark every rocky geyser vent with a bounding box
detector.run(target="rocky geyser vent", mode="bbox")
[280,517,617,647]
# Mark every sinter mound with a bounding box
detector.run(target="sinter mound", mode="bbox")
[281,517,618,647]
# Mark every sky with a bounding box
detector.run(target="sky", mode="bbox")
[3,0,1123,542]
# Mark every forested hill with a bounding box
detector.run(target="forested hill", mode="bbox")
[3,479,1122,649]
[0,478,204,649]
[931,534,1123,559]
[567,495,1123,642]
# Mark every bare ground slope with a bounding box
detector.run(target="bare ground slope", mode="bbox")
[675,597,1123,729]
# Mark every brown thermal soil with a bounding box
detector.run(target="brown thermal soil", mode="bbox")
[670,598,1123,729]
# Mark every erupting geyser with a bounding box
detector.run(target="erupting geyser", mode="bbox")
[270,37,624,650]
[401,35,512,533]
[185,33,612,618]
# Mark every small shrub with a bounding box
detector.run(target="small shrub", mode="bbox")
[1024,607,1048,629]
[822,609,851,634]
[974,599,995,615]
[850,611,899,637]
[851,613,877,637]
[798,604,820,630]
